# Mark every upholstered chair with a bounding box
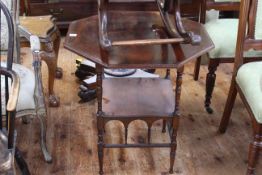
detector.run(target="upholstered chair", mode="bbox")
[194,0,261,114]
[218,0,262,174]
[1,0,52,163]
[0,1,30,174]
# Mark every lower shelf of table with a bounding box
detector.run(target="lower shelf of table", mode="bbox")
[101,78,175,118]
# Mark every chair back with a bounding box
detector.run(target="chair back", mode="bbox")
[1,0,15,69]
[1,0,20,63]
[234,0,262,72]
[200,0,241,23]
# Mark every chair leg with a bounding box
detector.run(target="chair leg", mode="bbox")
[97,117,104,175]
[41,42,60,107]
[205,59,219,114]
[169,117,179,174]
[218,80,237,133]
[162,120,166,133]
[53,29,63,79]
[193,56,201,81]
[246,127,261,175]
[22,116,31,124]
[37,114,52,163]
[15,147,30,175]
[163,69,171,133]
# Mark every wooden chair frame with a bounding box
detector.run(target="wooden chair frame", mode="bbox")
[193,0,244,114]
[97,0,201,49]
[218,0,262,174]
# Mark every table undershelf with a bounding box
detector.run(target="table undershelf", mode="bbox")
[102,78,175,118]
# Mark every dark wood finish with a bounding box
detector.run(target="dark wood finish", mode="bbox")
[22,0,202,29]
[64,9,213,174]
[218,0,262,174]
[19,16,62,107]
[65,12,214,69]
[205,0,240,11]
[205,59,219,113]
[102,78,175,117]
[97,0,201,49]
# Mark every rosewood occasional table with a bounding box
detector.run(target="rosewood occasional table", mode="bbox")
[64,11,214,174]
[19,15,62,107]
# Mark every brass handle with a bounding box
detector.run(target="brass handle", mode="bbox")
[49,8,64,16]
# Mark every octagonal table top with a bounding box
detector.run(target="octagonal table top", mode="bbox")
[64,11,214,69]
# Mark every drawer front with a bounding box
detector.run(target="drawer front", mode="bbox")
[29,2,97,22]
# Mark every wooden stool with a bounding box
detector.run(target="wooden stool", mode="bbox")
[19,15,62,107]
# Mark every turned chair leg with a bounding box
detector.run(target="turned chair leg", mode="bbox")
[37,114,52,163]
[162,69,171,133]
[97,133,104,175]
[205,59,219,114]
[169,117,179,174]
[218,81,237,133]
[193,56,201,81]
[97,118,104,175]
[246,127,261,175]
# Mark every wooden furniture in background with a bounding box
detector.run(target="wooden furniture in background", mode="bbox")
[64,9,214,174]
[219,0,262,174]
[192,0,254,114]
[21,0,201,30]
[19,15,62,107]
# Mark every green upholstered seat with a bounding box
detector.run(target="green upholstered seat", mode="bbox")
[205,18,262,58]
[236,62,262,124]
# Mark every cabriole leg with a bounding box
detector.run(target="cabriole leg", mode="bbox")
[41,42,60,107]
[37,114,52,163]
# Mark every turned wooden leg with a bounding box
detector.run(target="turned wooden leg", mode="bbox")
[205,59,219,114]
[169,66,183,174]
[53,29,63,79]
[218,80,237,133]
[193,56,201,81]
[246,126,261,175]
[175,67,184,115]
[163,69,171,133]
[169,117,179,174]
[97,124,104,175]
[41,42,60,107]
[96,64,104,175]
